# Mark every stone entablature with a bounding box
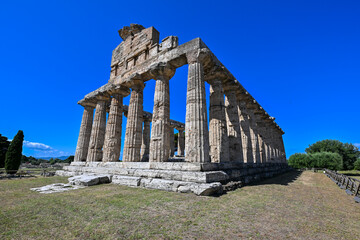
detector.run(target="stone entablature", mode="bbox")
[66,24,288,195]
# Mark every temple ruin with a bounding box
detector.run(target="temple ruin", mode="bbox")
[57,24,288,195]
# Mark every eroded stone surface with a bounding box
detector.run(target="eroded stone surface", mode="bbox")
[68,175,111,186]
[30,183,85,194]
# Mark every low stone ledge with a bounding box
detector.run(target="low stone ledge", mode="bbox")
[68,175,111,186]
[112,175,141,187]
[111,175,222,196]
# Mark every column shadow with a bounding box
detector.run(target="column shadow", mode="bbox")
[247,170,303,186]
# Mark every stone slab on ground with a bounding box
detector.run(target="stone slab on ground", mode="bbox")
[30,183,85,194]
[68,175,111,186]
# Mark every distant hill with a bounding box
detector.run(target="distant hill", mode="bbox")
[36,156,70,160]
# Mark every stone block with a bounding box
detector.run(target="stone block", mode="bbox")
[161,36,178,51]
[68,175,111,186]
[112,175,141,187]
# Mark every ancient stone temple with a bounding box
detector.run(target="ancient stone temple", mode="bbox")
[57,24,288,195]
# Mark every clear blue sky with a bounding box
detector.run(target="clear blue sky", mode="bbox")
[1,0,359,158]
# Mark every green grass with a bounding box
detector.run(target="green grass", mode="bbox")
[1,171,360,239]
[338,170,360,179]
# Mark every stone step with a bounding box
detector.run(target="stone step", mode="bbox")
[58,167,229,183]
[111,175,223,196]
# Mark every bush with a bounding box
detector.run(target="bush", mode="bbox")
[5,130,24,174]
[305,140,359,170]
[308,152,343,170]
[354,159,360,171]
[288,153,311,169]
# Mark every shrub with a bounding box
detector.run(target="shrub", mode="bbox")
[354,159,360,171]
[288,153,311,169]
[308,152,343,170]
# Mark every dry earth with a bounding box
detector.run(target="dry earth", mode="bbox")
[0,170,359,239]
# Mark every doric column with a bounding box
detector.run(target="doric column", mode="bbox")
[123,82,144,162]
[185,57,210,163]
[238,100,253,163]
[149,68,174,162]
[87,95,110,162]
[169,127,175,157]
[280,134,287,163]
[102,87,130,162]
[256,122,266,163]
[74,101,96,162]
[223,88,242,162]
[177,129,185,156]
[208,79,229,163]
[247,107,261,164]
[140,118,151,162]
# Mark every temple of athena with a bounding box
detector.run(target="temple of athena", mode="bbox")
[57,24,289,196]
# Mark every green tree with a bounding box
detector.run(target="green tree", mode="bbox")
[64,155,74,164]
[5,130,24,174]
[308,152,343,170]
[305,140,359,170]
[0,134,10,168]
[21,155,29,163]
[288,153,311,169]
[354,159,360,171]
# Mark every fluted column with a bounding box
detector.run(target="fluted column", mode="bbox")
[238,100,253,163]
[102,87,129,162]
[185,60,210,163]
[247,108,261,164]
[140,119,151,161]
[208,79,230,163]
[255,120,267,164]
[87,96,109,162]
[224,89,243,162]
[169,127,175,157]
[74,102,96,162]
[149,77,170,162]
[123,83,144,162]
[280,134,286,163]
[177,129,185,156]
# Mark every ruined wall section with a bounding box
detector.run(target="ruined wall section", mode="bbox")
[109,25,179,84]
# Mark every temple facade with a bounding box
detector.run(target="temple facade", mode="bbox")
[57,24,288,196]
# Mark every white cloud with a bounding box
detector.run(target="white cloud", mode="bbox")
[354,143,360,148]
[23,141,53,151]
[22,140,72,158]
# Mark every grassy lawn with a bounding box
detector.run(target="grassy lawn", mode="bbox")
[1,171,359,240]
[338,170,360,180]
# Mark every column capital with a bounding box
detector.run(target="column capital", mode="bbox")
[149,62,176,81]
[78,99,96,108]
[109,85,131,97]
[186,48,211,64]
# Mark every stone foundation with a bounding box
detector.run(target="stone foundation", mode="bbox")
[56,162,290,195]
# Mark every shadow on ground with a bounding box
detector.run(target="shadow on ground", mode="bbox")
[248,170,303,187]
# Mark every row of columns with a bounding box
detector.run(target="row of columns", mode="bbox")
[75,56,285,164]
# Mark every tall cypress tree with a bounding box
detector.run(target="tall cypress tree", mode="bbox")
[0,134,10,168]
[5,130,24,174]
